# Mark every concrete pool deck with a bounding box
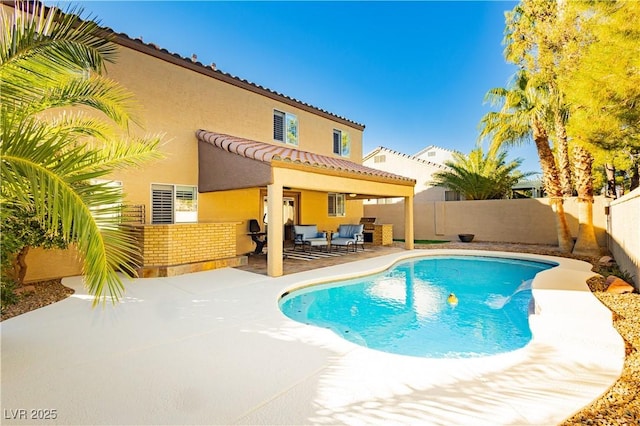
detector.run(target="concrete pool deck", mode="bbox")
[0,249,625,425]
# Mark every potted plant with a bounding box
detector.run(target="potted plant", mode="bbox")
[458,233,475,243]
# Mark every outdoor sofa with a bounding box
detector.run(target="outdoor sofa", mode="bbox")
[293,225,328,252]
[330,224,365,252]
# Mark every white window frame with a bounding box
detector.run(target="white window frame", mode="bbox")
[332,129,350,157]
[274,109,298,146]
[328,193,346,217]
[151,183,198,224]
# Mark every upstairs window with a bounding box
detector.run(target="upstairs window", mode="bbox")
[328,193,346,217]
[273,110,298,145]
[333,129,350,157]
[151,184,198,224]
[374,155,386,163]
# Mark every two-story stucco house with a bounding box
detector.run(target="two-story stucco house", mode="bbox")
[21,7,416,280]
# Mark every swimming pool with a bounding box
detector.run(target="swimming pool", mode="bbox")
[279,255,556,358]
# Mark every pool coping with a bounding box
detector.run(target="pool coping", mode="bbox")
[266,249,625,425]
[1,249,625,425]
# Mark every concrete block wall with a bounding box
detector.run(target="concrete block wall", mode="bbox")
[607,188,640,288]
[364,197,608,246]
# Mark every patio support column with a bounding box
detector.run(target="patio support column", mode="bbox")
[404,195,414,250]
[267,182,284,277]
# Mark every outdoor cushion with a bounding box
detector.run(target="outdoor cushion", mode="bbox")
[330,224,364,251]
[294,225,327,245]
[336,224,364,239]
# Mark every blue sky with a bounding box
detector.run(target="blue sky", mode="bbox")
[51,1,540,174]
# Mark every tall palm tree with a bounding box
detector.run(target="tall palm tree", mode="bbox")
[480,71,574,252]
[1,2,162,304]
[551,94,574,197]
[571,145,600,256]
[431,146,531,200]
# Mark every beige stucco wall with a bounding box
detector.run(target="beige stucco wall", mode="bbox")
[20,34,370,279]
[364,196,608,247]
[23,246,83,283]
[607,188,640,288]
[105,44,364,219]
[104,42,366,254]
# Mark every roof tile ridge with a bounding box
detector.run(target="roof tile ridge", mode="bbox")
[99,28,365,128]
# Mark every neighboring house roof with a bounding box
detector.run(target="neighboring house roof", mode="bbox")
[197,131,415,192]
[512,178,544,190]
[413,145,458,158]
[362,146,447,169]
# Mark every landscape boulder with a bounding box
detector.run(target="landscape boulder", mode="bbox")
[605,276,635,294]
[598,256,615,266]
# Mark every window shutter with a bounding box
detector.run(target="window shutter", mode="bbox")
[333,130,341,155]
[152,184,174,224]
[328,193,336,216]
[273,111,285,141]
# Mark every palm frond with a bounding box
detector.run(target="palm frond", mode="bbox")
[1,2,117,106]
[18,73,138,127]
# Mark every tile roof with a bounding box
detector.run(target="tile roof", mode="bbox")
[4,1,365,130]
[100,31,365,130]
[196,130,415,184]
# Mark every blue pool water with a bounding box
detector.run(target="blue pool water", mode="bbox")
[279,256,556,358]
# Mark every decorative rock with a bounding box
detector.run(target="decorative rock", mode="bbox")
[606,277,635,294]
[599,256,615,265]
[14,285,35,295]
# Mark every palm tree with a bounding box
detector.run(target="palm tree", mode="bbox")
[571,145,600,257]
[1,2,162,304]
[480,71,574,252]
[431,146,531,200]
[551,94,574,197]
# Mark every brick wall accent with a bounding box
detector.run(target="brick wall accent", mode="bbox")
[131,223,237,267]
[372,224,393,246]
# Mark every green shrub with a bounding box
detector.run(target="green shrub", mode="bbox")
[1,277,19,309]
[601,263,635,284]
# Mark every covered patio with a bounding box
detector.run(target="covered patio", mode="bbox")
[196,130,417,277]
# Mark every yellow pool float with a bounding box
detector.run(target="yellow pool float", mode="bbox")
[447,293,458,306]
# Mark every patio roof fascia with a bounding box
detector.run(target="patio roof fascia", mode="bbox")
[270,159,416,190]
[270,164,415,198]
[196,130,416,194]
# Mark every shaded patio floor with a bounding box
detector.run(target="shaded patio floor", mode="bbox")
[235,240,572,276]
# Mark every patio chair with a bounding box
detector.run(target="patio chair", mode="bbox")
[330,224,364,252]
[293,225,328,252]
[248,219,267,255]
